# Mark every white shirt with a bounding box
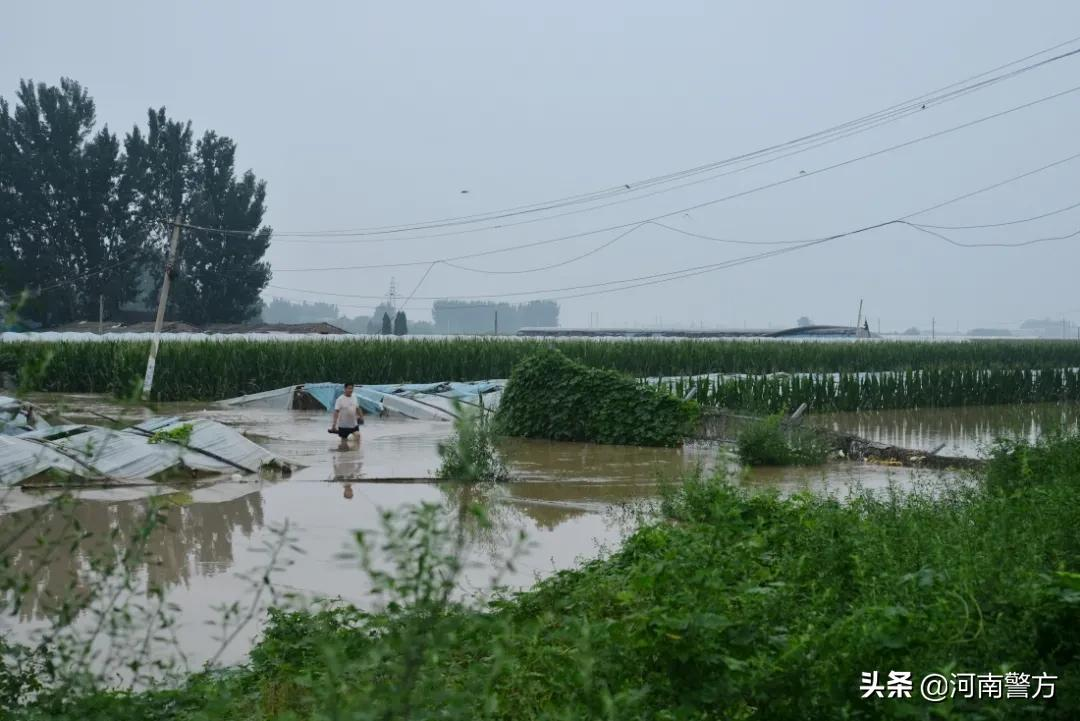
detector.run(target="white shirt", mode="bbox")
[334,394,361,427]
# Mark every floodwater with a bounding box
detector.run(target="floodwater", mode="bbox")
[2,396,1071,677]
[815,403,1080,457]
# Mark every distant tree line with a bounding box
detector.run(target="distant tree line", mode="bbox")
[0,78,272,327]
[432,300,558,334]
[262,297,559,335]
[262,298,435,335]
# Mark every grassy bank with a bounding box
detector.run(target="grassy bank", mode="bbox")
[5,338,1080,400]
[8,436,1080,720]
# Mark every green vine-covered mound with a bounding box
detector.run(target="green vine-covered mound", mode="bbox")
[496,348,698,447]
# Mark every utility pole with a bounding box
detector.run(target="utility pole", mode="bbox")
[98,294,104,334]
[931,317,936,340]
[142,214,183,400]
[494,309,498,336]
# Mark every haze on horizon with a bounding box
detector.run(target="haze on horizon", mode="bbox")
[4,0,1080,333]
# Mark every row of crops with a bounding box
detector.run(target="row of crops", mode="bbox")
[664,368,1080,413]
[4,337,1080,403]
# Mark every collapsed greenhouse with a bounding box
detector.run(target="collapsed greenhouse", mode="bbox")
[0,395,292,487]
[218,380,505,421]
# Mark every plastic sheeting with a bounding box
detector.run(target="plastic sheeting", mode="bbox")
[0,435,100,486]
[0,415,290,486]
[217,380,503,420]
[133,418,277,473]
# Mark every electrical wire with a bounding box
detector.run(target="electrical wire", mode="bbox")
[903,222,1080,247]
[265,86,1080,275]
[181,36,1080,239]
[31,256,143,294]
[907,198,1080,229]
[441,224,648,274]
[266,144,1080,305]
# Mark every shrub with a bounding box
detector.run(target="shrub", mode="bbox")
[986,431,1080,493]
[436,402,508,482]
[736,414,829,466]
[496,348,699,447]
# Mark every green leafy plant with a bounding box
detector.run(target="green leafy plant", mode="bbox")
[8,337,1080,403]
[736,414,830,466]
[496,347,699,447]
[985,430,1080,493]
[147,423,194,446]
[437,401,508,482]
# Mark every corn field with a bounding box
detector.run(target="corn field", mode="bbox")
[4,337,1080,402]
[665,368,1080,413]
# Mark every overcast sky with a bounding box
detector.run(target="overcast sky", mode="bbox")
[4,1,1080,331]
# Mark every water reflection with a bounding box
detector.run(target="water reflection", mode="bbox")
[0,487,263,622]
[817,403,1080,456]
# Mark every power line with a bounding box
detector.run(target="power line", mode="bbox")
[265,85,1080,275]
[266,147,1080,305]
[31,255,142,295]
[184,35,1080,240]
[441,224,647,274]
[907,197,1080,229]
[903,222,1080,247]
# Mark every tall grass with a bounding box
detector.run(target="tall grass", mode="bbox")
[6,338,1080,400]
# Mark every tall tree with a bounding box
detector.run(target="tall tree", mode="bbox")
[381,311,392,335]
[0,79,275,327]
[170,131,271,323]
[393,311,408,336]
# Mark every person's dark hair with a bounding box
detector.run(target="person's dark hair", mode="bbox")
[344,382,354,389]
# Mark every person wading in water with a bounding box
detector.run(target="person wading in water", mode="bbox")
[329,382,365,448]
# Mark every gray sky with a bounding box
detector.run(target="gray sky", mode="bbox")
[4,1,1080,331]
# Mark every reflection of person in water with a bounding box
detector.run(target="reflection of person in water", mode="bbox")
[332,449,361,482]
[343,483,354,500]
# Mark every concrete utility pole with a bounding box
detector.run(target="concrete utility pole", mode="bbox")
[98,294,104,334]
[142,214,183,400]
[931,317,936,340]
[494,309,498,336]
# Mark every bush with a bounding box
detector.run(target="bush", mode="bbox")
[436,403,508,482]
[736,414,829,465]
[495,348,699,447]
[986,431,1080,493]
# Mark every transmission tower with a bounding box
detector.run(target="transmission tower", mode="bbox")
[386,277,398,312]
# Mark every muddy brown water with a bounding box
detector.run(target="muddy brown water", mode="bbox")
[2,395,1071,675]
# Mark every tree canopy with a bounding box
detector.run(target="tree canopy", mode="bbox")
[0,78,272,326]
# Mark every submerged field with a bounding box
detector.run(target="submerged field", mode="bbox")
[5,433,1080,720]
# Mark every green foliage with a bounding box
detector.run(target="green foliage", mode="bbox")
[380,312,392,335]
[497,348,699,447]
[986,431,1080,494]
[9,338,1080,402]
[671,366,1080,413]
[437,402,508,482]
[736,414,829,466]
[146,423,194,446]
[393,310,408,336]
[0,79,271,326]
[17,442,1080,720]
